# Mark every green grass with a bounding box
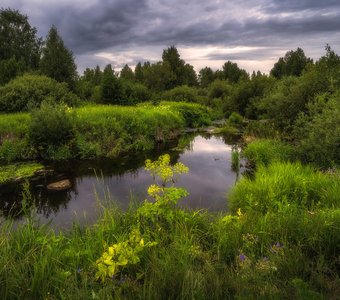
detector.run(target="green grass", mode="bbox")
[242,138,295,168]
[0,163,43,184]
[229,161,340,214]
[0,112,30,139]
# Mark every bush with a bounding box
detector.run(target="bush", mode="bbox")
[294,93,340,168]
[121,81,151,105]
[0,74,80,112]
[28,101,76,157]
[163,102,212,127]
[227,112,244,131]
[229,162,340,213]
[242,139,294,168]
[208,79,232,99]
[162,85,198,102]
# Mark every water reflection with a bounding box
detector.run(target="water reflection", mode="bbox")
[0,133,238,228]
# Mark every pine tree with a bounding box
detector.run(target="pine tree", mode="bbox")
[120,64,134,81]
[134,62,144,83]
[100,64,122,104]
[40,25,77,89]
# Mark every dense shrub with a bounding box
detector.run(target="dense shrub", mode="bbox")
[229,162,340,213]
[228,112,243,128]
[242,139,294,168]
[208,79,232,99]
[28,101,76,157]
[294,94,340,168]
[162,85,198,102]
[120,81,151,105]
[0,74,79,112]
[163,101,212,127]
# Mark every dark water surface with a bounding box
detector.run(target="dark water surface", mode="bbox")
[0,134,238,229]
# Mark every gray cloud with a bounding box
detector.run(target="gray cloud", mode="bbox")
[263,0,340,12]
[2,0,340,73]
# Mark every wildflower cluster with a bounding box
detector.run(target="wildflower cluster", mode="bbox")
[145,154,188,186]
[138,154,189,224]
[95,229,156,282]
[237,239,283,277]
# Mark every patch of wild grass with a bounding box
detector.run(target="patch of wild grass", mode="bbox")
[0,112,30,139]
[242,138,295,168]
[229,162,340,214]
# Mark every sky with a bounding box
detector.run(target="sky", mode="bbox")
[3,0,340,74]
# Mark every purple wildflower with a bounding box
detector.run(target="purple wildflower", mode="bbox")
[239,254,246,262]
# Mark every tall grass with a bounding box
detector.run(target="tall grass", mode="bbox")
[242,138,295,168]
[0,112,30,139]
[1,195,339,299]
[229,162,340,213]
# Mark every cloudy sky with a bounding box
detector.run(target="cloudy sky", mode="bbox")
[3,0,340,74]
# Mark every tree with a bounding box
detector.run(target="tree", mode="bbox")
[134,62,144,83]
[0,56,26,85]
[315,44,340,90]
[199,67,215,87]
[222,61,248,83]
[93,65,102,85]
[270,48,313,78]
[0,8,42,83]
[100,64,122,104]
[162,46,185,88]
[120,64,134,81]
[40,25,77,89]
[183,64,198,86]
[143,61,176,91]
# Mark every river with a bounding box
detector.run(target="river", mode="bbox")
[0,133,240,229]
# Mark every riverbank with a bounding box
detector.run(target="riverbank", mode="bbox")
[0,163,43,185]
[0,102,212,163]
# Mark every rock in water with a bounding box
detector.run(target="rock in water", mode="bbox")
[47,179,71,191]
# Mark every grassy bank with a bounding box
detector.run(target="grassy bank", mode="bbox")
[0,155,339,299]
[0,102,212,162]
[0,163,43,185]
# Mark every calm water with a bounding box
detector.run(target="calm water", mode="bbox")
[0,134,239,229]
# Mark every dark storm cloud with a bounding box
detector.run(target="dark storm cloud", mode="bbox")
[2,0,340,72]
